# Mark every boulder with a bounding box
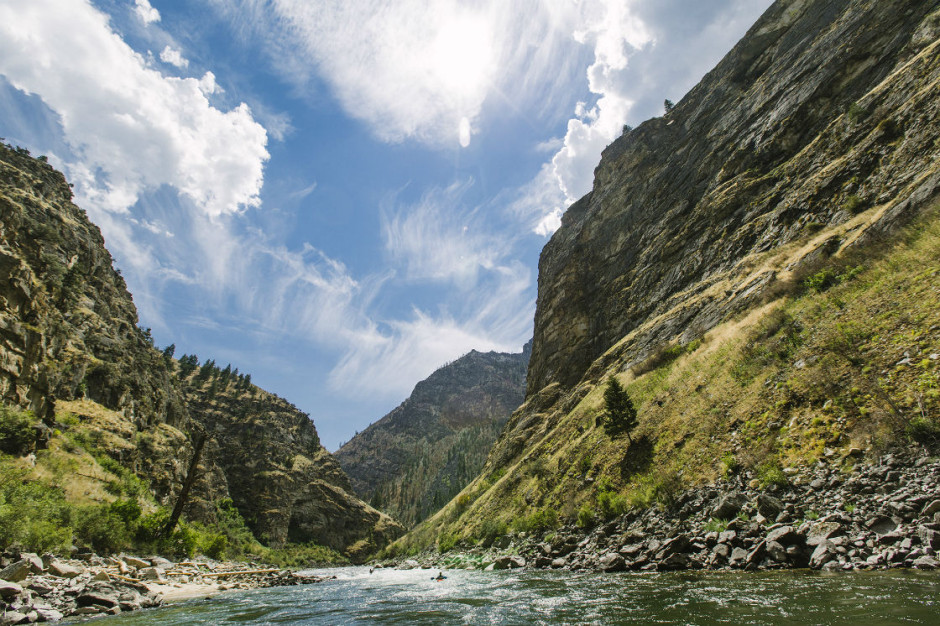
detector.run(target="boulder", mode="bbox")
[806,522,843,547]
[599,553,626,572]
[20,553,43,574]
[922,500,940,518]
[658,553,690,571]
[712,493,746,520]
[493,556,525,570]
[77,583,120,608]
[0,560,30,583]
[918,526,940,550]
[0,579,23,600]
[121,556,150,569]
[757,495,783,520]
[912,555,940,570]
[766,540,788,563]
[866,516,898,536]
[138,567,164,581]
[729,547,748,567]
[47,560,82,579]
[809,542,835,569]
[550,557,567,569]
[766,526,801,547]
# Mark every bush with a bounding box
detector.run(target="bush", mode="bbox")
[0,406,38,455]
[757,460,788,488]
[75,506,129,554]
[597,490,628,519]
[843,194,865,214]
[0,464,74,553]
[704,518,729,533]
[477,518,508,547]
[515,508,559,534]
[576,503,595,528]
[906,417,940,444]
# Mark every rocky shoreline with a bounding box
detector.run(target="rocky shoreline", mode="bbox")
[388,446,940,574]
[0,554,325,624]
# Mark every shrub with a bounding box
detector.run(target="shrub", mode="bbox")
[477,518,508,547]
[75,505,129,554]
[843,194,865,214]
[597,490,628,519]
[576,503,595,528]
[0,464,74,553]
[0,406,38,455]
[906,417,940,444]
[757,460,788,488]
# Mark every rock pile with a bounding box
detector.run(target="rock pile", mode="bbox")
[398,447,940,574]
[0,553,323,623]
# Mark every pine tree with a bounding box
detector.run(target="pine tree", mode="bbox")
[601,376,638,442]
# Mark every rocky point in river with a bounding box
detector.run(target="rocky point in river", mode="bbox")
[336,344,530,527]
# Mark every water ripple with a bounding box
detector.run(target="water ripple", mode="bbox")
[68,567,940,625]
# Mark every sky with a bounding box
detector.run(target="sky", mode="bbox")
[0,0,773,451]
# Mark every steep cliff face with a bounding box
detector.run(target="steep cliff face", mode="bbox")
[0,143,400,560]
[0,146,186,430]
[387,0,940,553]
[182,371,403,560]
[335,344,530,527]
[529,0,940,396]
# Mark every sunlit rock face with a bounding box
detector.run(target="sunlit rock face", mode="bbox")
[527,0,940,397]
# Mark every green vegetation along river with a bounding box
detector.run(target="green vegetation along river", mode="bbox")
[69,567,939,625]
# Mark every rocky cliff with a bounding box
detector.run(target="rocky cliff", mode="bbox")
[0,143,401,560]
[389,0,940,553]
[529,0,940,396]
[181,369,403,561]
[336,344,530,527]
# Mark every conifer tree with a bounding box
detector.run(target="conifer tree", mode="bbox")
[601,376,638,442]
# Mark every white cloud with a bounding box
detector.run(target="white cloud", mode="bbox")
[381,181,505,289]
[210,0,591,146]
[134,0,160,25]
[197,71,222,95]
[329,308,524,397]
[0,0,268,219]
[159,45,189,68]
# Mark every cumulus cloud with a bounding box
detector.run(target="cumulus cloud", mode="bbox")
[134,0,160,24]
[159,45,189,68]
[0,0,268,218]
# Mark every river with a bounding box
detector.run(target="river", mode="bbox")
[72,567,939,625]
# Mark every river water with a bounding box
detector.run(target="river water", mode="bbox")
[74,567,939,625]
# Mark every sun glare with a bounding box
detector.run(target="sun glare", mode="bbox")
[430,13,494,105]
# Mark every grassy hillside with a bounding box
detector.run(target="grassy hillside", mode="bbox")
[387,203,940,556]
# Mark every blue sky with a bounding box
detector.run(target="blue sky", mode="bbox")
[0,0,772,450]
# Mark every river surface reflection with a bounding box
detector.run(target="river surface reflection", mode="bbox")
[72,566,940,625]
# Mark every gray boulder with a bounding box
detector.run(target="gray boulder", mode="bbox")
[712,493,746,520]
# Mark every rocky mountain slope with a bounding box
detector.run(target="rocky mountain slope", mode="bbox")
[0,143,401,561]
[389,0,940,553]
[336,344,530,527]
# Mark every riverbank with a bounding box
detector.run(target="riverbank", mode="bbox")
[384,446,940,574]
[0,554,325,623]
